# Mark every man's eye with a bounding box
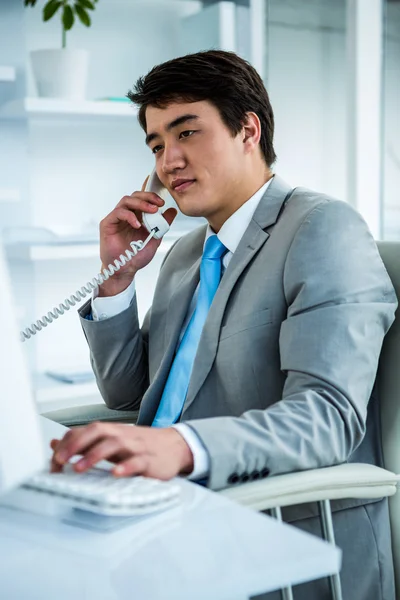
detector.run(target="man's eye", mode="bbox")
[180,130,195,139]
[152,145,163,154]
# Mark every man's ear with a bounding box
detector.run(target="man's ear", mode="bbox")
[242,112,261,154]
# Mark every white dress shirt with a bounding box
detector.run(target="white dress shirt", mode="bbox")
[91,177,273,480]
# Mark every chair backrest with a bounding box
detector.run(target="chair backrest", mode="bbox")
[377,241,400,595]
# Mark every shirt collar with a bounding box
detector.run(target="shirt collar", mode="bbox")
[204,176,274,254]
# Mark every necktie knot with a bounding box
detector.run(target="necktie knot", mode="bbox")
[203,235,227,261]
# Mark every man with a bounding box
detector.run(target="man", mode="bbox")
[51,51,397,599]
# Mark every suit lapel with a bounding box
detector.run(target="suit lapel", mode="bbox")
[183,175,293,413]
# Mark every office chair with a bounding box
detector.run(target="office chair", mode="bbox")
[42,241,400,600]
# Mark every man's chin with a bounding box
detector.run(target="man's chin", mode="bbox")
[179,208,207,220]
[174,201,207,220]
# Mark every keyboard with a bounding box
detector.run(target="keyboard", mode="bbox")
[23,467,181,517]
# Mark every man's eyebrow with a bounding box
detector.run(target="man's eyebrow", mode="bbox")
[145,114,200,146]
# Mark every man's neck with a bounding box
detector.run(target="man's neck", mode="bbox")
[209,169,273,232]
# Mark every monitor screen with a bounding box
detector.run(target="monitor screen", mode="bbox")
[0,243,45,495]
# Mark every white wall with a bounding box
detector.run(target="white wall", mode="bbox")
[265,0,400,238]
[382,1,400,239]
[266,0,347,200]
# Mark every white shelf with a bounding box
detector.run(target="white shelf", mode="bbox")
[0,98,138,120]
[5,232,184,261]
[0,66,16,82]
[6,241,100,261]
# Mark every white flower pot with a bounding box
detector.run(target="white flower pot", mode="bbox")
[30,49,89,100]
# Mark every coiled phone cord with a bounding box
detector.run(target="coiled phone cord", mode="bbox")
[20,231,156,343]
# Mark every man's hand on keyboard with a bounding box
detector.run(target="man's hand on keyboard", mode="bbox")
[50,423,194,480]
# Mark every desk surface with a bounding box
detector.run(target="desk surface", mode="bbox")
[0,418,341,600]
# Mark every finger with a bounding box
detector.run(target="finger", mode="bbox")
[106,450,134,464]
[74,437,129,472]
[141,175,150,192]
[50,459,63,473]
[113,455,148,477]
[50,427,81,465]
[50,438,60,451]
[122,197,161,214]
[53,422,114,466]
[105,207,143,230]
[50,428,75,458]
[50,441,64,473]
[125,191,165,207]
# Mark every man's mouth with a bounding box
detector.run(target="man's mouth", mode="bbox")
[172,179,196,193]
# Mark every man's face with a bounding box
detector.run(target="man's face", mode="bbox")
[145,100,248,228]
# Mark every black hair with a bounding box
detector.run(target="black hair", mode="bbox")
[127,50,276,166]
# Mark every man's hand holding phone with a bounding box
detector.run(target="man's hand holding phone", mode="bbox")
[98,176,176,297]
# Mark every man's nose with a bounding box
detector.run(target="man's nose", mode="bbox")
[161,144,186,174]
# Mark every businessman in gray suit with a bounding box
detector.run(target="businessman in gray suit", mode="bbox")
[51,51,397,599]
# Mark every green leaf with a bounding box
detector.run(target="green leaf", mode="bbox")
[25,0,37,6]
[74,4,91,27]
[77,0,95,10]
[62,5,75,31]
[43,0,62,22]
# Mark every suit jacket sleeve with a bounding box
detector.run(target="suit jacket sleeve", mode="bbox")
[186,200,398,490]
[78,239,180,410]
[79,297,150,410]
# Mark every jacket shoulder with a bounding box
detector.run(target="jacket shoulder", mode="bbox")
[280,187,368,234]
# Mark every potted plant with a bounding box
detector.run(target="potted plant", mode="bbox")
[25,0,98,100]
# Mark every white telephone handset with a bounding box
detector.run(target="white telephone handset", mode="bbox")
[20,169,177,342]
[142,169,177,239]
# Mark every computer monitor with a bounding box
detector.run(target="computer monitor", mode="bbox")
[0,243,45,495]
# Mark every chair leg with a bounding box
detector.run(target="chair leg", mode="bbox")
[270,506,294,600]
[318,500,343,600]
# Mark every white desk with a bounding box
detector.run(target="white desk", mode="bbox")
[0,418,341,600]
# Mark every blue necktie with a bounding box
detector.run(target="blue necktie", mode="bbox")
[152,235,227,427]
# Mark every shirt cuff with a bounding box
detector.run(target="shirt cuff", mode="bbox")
[91,278,136,321]
[172,423,210,481]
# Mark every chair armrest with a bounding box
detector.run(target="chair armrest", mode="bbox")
[40,403,139,427]
[219,463,400,511]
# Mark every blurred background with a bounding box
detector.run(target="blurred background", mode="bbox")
[0,0,399,414]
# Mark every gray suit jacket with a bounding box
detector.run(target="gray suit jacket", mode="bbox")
[80,175,398,597]
[80,174,396,502]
